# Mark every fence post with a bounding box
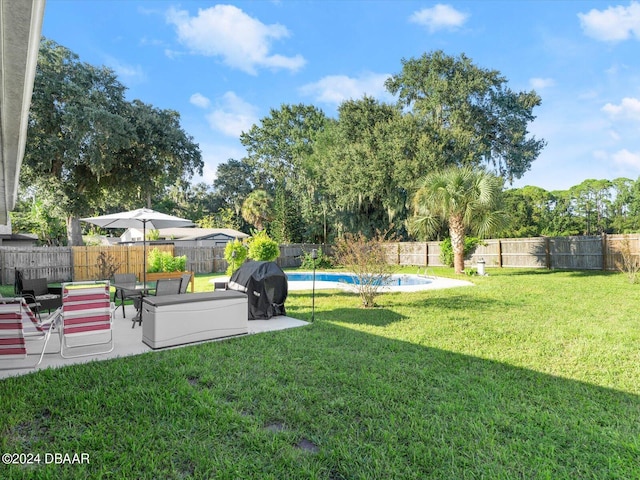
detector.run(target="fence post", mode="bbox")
[545,237,551,270]
[425,242,429,267]
[69,247,74,282]
[601,233,607,271]
[497,239,503,268]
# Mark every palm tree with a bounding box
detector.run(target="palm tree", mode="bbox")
[241,189,272,231]
[410,166,508,274]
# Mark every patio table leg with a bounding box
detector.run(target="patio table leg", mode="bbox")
[131,293,144,328]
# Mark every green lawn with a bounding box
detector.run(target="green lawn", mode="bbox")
[1,269,639,479]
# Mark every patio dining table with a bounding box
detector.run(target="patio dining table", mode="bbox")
[111,281,157,327]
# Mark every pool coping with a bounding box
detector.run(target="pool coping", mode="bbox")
[284,272,475,292]
[210,273,474,292]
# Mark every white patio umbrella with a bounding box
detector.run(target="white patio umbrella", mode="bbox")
[81,208,194,284]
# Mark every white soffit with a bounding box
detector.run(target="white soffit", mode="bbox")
[0,0,46,224]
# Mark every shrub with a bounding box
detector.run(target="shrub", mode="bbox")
[146,229,160,241]
[147,248,187,273]
[440,236,484,268]
[162,253,186,272]
[333,231,398,308]
[97,251,121,280]
[147,248,163,273]
[300,247,333,269]
[247,231,280,262]
[224,239,248,276]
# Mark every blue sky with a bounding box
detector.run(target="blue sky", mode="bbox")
[41,1,640,192]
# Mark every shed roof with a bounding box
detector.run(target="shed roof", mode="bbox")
[156,227,249,241]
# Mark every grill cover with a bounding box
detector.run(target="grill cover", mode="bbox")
[227,261,288,319]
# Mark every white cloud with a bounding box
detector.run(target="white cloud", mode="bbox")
[165,5,305,74]
[409,4,469,33]
[139,36,165,48]
[105,57,146,84]
[164,48,183,60]
[299,72,391,105]
[190,93,211,109]
[199,162,219,185]
[578,1,640,42]
[602,97,640,121]
[529,77,555,90]
[195,142,247,184]
[612,149,640,168]
[605,62,631,76]
[206,91,259,137]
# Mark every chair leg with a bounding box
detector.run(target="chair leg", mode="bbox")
[34,323,56,367]
[131,307,143,328]
[118,291,127,318]
[60,330,114,359]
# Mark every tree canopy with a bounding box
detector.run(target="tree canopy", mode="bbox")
[385,51,545,182]
[21,38,202,245]
[410,165,507,273]
[14,46,569,245]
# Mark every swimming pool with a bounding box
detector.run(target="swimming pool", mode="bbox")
[285,272,474,292]
[286,272,432,286]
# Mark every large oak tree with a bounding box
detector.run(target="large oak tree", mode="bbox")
[22,38,202,245]
[385,50,545,183]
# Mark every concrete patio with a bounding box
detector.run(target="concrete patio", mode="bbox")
[1,303,308,379]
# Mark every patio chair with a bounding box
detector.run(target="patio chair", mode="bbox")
[0,297,60,369]
[133,278,182,327]
[179,273,192,294]
[15,271,62,316]
[112,273,138,318]
[59,281,115,359]
[155,278,183,296]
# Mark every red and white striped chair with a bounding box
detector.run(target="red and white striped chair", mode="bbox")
[0,297,59,369]
[60,281,115,359]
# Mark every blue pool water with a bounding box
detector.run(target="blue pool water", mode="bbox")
[285,272,433,286]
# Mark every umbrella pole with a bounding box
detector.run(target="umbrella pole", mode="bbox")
[143,220,147,285]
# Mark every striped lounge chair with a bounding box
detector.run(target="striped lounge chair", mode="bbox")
[0,297,59,369]
[60,281,115,359]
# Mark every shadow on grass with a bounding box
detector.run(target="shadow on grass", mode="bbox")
[489,268,619,278]
[393,293,517,312]
[288,287,518,323]
[305,294,521,328]
[288,290,352,300]
[1,320,639,479]
[219,322,640,478]
[561,269,620,278]
[319,308,407,327]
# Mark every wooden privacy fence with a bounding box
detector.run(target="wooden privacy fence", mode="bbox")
[1,235,639,284]
[73,245,174,282]
[386,234,639,271]
[175,246,224,274]
[174,244,323,273]
[0,247,73,284]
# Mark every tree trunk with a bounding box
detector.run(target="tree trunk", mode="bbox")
[449,214,466,274]
[66,216,84,246]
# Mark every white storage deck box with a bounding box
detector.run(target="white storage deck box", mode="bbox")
[141,291,248,349]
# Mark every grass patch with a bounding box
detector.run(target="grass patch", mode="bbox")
[1,269,639,478]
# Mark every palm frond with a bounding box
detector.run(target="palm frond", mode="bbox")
[411,164,507,240]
